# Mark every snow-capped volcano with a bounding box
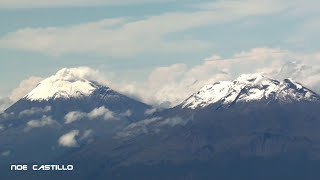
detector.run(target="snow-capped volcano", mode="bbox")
[5,67,151,121]
[0,67,151,166]
[24,68,100,101]
[182,73,319,109]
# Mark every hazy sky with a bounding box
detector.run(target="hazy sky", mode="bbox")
[1,0,320,110]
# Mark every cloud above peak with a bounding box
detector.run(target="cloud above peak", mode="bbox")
[48,67,105,83]
[23,67,111,101]
[2,47,320,111]
[107,47,320,108]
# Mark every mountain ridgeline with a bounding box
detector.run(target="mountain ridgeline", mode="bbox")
[1,71,320,180]
[0,68,151,164]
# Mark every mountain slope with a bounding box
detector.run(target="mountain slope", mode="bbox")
[182,73,319,109]
[5,68,150,121]
[0,68,151,164]
[48,74,320,180]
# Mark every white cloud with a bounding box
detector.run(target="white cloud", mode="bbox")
[54,67,106,82]
[1,150,11,157]
[0,124,4,131]
[88,106,115,120]
[5,48,320,111]
[0,96,11,113]
[64,111,86,124]
[10,76,43,102]
[159,117,186,127]
[144,108,157,115]
[117,117,162,137]
[198,0,289,15]
[120,110,132,117]
[117,116,187,138]
[0,17,211,57]
[0,0,288,57]
[0,0,173,9]
[64,106,130,124]
[19,106,51,116]
[5,48,314,110]
[58,130,79,147]
[276,61,320,93]
[107,48,320,108]
[0,112,14,119]
[79,129,93,140]
[26,115,57,130]
[201,48,320,94]
[111,61,231,107]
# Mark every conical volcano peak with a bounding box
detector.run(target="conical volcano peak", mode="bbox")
[24,67,102,101]
[182,73,319,109]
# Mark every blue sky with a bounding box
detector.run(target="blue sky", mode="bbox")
[0,0,320,109]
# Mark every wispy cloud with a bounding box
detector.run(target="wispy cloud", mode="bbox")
[79,129,93,141]
[159,117,186,127]
[0,0,288,57]
[117,117,162,137]
[144,108,157,115]
[7,48,318,109]
[102,48,320,108]
[117,116,187,138]
[0,124,4,131]
[0,0,173,9]
[19,106,51,117]
[25,115,58,131]
[1,150,11,157]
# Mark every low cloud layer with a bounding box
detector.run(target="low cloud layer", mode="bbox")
[1,150,11,157]
[144,108,157,115]
[58,130,79,147]
[159,117,186,127]
[117,116,186,138]
[19,106,51,117]
[88,106,115,120]
[26,115,57,130]
[64,111,87,124]
[108,48,320,108]
[2,48,320,110]
[79,129,93,141]
[64,106,130,124]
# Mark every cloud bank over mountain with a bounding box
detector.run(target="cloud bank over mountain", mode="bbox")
[1,48,320,111]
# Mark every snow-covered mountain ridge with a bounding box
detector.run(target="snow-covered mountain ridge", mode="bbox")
[24,68,102,101]
[182,73,319,109]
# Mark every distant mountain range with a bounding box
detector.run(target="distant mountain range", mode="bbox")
[1,70,320,180]
[0,68,151,164]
